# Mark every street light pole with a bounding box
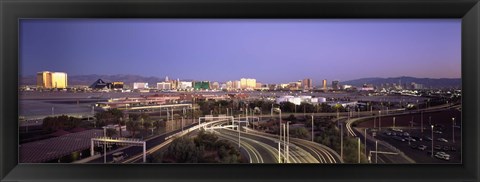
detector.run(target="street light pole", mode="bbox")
[379,111,382,131]
[238,119,241,148]
[393,117,395,129]
[364,128,367,157]
[287,121,290,163]
[103,127,107,163]
[283,123,286,163]
[336,108,339,121]
[431,125,434,158]
[270,105,274,118]
[279,109,282,152]
[452,117,455,143]
[278,141,281,163]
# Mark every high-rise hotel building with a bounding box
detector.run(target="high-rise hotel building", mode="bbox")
[240,78,256,89]
[37,71,68,89]
[322,79,327,90]
[302,78,312,90]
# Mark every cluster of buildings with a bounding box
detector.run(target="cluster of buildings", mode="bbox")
[132,77,265,91]
[377,82,425,91]
[275,95,326,105]
[34,71,430,93]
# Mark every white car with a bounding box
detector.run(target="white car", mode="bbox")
[112,152,127,163]
[405,137,416,142]
[435,152,450,160]
[418,145,427,150]
[437,138,448,143]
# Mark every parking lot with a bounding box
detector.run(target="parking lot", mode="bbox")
[357,108,461,163]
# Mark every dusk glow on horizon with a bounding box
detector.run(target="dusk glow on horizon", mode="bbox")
[20,19,461,84]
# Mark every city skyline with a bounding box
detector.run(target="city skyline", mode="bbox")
[20,19,461,83]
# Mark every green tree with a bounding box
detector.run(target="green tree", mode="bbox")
[143,120,153,134]
[279,102,296,113]
[290,127,310,140]
[105,128,117,137]
[126,121,140,138]
[164,137,203,163]
[194,129,219,150]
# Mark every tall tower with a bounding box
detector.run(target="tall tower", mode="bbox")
[322,79,327,90]
[302,78,312,90]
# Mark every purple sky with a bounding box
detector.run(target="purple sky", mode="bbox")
[20,19,461,84]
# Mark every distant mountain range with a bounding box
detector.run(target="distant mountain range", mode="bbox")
[340,76,461,89]
[20,74,461,89]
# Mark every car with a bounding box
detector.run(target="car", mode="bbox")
[384,131,392,136]
[405,137,416,142]
[393,136,405,142]
[437,151,450,158]
[437,138,448,143]
[424,136,433,141]
[434,145,442,150]
[433,130,443,134]
[418,145,427,150]
[443,146,450,151]
[411,136,422,141]
[112,152,127,163]
[392,128,403,132]
[410,144,418,149]
[403,132,410,137]
[435,153,450,161]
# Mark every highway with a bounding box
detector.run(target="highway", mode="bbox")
[87,121,200,163]
[90,116,342,164]
[207,120,341,163]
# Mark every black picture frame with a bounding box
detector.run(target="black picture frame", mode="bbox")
[1,0,479,181]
